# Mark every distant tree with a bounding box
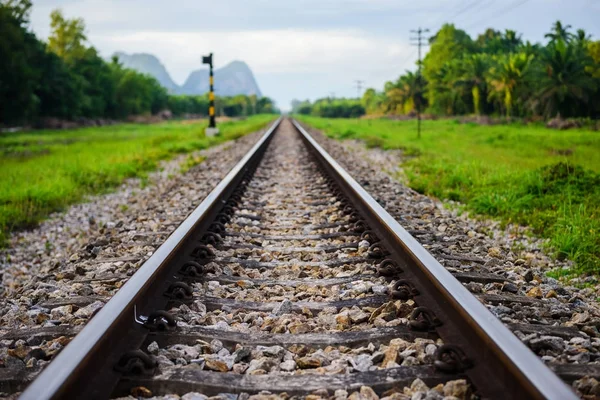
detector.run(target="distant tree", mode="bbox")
[361,88,384,114]
[487,53,534,117]
[0,0,31,24]
[257,97,275,114]
[545,21,574,43]
[34,44,82,119]
[575,29,592,49]
[292,100,312,115]
[360,20,599,120]
[48,9,87,63]
[71,47,116,117]
[456,54,490,115]
[532,40,596,118]
[476,29,522,54]
[586,41,600,78]
[0,1,40,123]
[383,71,423,114]
[423,24,475,113]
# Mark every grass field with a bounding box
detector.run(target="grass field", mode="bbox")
[0,115,276,245]
[298,116,600,275]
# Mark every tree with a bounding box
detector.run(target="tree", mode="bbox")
[586,41,600,78]
[476,29,522,55]
[576,29,591,44]
[0,0,31,24]
[0,1,40,123]
[361,88,384,114]
[257,97,275,114]
[48,9,87,64]
[382,72,423,115]
[545,21,573,43]
[71,47,116,117]
[423,24,475,113]
[455,54,490,115]
[34,43,82,119]
[532,40,596,118]
[487,53,533,117]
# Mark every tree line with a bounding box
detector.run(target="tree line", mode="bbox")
[362,22,600,120]
[291,98,365,118]
[0,1,276,127]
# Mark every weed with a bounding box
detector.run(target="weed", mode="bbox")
[180,154,206,174]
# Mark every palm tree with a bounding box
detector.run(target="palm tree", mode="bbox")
[428,61,469,115]
[534,40,596,118]
[575,29,591,48]
[545,21,573,43]
[503,30,522,52]
[455,54,489,115]
[383,72,422,114]
[398,71,423,114]
[487,53,533,117]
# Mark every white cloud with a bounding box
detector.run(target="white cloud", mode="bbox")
[91,29,413,86]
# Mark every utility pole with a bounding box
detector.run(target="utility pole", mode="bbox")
[410,28,429,139]
[202,52,219,136]
[354,80,365,99]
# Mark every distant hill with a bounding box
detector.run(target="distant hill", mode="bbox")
[113,53,262,97]
[180,61,262,97]
[114,52,178,92]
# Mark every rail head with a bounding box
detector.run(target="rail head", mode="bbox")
[291,119,576,400]
[20,117,283,400]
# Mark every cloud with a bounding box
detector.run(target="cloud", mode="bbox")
[91,29,414,84]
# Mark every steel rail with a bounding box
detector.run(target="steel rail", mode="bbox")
[291,119,577,400]
[20,117,282,400]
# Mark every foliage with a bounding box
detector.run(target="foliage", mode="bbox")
[0,3,277,126]
[423,24,475,113]
[48,9,87,64]
[299,115,600,274]
[362,21,600,120]
[291,98,365,118]
[486,53,533,117]
[0,115,275,245]
[531,40,596,118]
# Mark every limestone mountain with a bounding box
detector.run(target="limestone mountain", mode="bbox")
[179,61,262,97]
[114,52,179,92]
[113,53,262,97]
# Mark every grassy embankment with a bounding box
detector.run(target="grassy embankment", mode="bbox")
[0,115,276,245]
[298,116,600,276]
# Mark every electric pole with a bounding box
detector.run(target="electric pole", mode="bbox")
[410,28,429,139]
[202,52,219,136]
[354,80,365,99]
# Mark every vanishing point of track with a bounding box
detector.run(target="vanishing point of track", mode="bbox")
[6,118,583,399]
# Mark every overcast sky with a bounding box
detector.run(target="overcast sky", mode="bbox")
[30,0,600,110]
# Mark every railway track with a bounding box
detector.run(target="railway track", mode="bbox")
[0,118,596,399]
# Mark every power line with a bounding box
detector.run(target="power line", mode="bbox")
[452,0,497,26]
[398,48,417,70]
[445,0,486,23]
[465,0,532,30]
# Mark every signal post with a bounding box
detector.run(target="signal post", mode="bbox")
[202,52,219,136]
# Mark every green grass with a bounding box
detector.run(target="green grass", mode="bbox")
[0,115,276,245]
[298,116,600,275]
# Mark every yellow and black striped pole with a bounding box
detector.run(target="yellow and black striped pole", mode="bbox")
[202,52,218,134]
